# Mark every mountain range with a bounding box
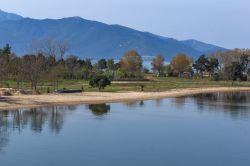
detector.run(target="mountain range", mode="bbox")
[0,10,226,60]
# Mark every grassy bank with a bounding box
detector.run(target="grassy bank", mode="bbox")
[1,75,250,93]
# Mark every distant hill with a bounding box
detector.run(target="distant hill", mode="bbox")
[0,10,226,60]
[0,9,23,22]
[181,39,227,54]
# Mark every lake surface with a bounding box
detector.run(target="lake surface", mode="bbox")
[1,92,250,166]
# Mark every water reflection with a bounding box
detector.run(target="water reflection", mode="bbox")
[124,101,145,108]
[155,99,163,107]
[190,91,250,119]
[0,105,78,152]
[0,112,10,153]
[139,101,144,107]
[1,92,250,153]
[172,98,186,109]
[89,104,110,116]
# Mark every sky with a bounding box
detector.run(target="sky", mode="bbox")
[1,0,249,49]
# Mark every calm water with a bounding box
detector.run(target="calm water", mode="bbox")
[1,92,250,166]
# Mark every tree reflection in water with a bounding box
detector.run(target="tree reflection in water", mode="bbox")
[1,92,250,152]
[155,99,163,107]
[0,105,78,152]
[191,91,250,118]
[124,101,145,109]
[172,98,186,109]
[89,104,110,116]
[0,111,10,152]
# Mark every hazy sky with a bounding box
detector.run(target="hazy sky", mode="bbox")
[1,0,249,48]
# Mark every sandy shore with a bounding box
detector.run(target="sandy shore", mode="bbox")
[0,87,250,110]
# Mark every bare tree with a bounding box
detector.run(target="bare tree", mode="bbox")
[31,39,69,60]
[57,40,69,60]
[10,57,23,89]
[43,38,58,58]
[22,54,48,90]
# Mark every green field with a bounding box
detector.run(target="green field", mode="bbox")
[1,74,250,93]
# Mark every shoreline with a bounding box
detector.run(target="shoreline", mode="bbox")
[1,87,250,110]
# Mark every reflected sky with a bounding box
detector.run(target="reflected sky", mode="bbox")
[0,92,250,166]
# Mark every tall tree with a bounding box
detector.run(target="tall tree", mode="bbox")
[107,59,115,71]
[42,39,58,59]
[0,44,14,83]
[171,54,192,76]
[65,55,78,79]
[193,54,208,77]
[210,49,250,80]
[22,54,48,90]
[2,44,11,55]
[206,57,219,76]
[97,59,107,70]
[9,57,23,89]
[82,59,93,80]
[120,50,143,76]
[151,55,165,76]
[57,40,69,60]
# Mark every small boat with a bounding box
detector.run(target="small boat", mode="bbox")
[54,89,82,94]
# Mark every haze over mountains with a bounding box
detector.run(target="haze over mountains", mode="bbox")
[0,10,226,60]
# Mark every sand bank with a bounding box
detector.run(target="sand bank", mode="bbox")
[0,87,250,110]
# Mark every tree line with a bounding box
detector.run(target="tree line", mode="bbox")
[0,43,145,90]
[167,49,250,81]
[0,42,249,91]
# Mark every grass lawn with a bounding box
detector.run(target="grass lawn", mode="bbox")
[1,75,250,93]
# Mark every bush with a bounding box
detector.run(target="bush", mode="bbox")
[89,75,111,91]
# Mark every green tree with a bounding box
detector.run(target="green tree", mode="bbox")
[89,75,111,91]
[65,55,78,79]
[227,62,243,82]
[107,59,115,71]
[2,44,11,55]
[0,44,14,83]
[82,59,93,80]
[193,55,208,77]
[97,59,107,70]
[232,54,249,81]
[206,57,219,76]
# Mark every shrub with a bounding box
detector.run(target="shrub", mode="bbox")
[89,75,111,91]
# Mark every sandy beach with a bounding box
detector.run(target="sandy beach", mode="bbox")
[0,87,250,110]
